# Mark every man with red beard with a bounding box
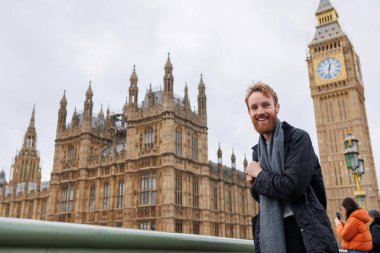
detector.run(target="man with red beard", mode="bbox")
[244,82,337,253]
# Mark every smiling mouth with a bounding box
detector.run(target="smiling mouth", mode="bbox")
[256,117,268,122]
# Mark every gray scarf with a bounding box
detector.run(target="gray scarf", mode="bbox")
[257,119,286,253]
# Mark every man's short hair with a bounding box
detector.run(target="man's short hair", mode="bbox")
[368,209,380,219]
[245,81,279,109]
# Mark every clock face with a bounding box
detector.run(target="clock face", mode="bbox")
[317,57,342,80]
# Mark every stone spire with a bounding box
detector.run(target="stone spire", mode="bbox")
[316,0,334,15]
[231,149,236,170]
[217,143,222,165]
[146,83,154,108]
[197,74,207,117]
[129,65,139,109]
[23,106,37,150]
[163,53,174,104]
[57,91,67,131]
[183,83,191,111]
[243,154,248,169]
[83,82,94,127]
[98,105,104,120]
[71,107,79,128]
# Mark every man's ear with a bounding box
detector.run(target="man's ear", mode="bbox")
[275,103,280,114]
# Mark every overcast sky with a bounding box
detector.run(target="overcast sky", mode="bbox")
[0,0,379,185]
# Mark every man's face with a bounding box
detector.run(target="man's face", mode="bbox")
[247,91,280,135]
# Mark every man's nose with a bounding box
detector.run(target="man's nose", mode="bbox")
[256,106,265,115]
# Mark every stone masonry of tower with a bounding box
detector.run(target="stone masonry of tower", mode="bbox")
[0,56,256,240]
[307,0,379,224]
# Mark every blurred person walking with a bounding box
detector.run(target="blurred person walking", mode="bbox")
[335,197,372,253]
[368,209,380,253]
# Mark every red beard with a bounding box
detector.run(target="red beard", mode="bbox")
[252,111,278,135]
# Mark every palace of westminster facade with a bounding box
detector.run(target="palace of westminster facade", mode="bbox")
[0,0,379,240]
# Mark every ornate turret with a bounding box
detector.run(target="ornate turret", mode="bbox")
[83,82,93,129]
[98,105,104,120]
[163,53,174,104]
[57,91,67,132]
[231,150,236,170]
[71,108,79,128]
[10,107,41,188]
[146,84,154,108]
[183,83,191,111]
[23,106,37,150]
[197,74,207,117]
[105,107,111,129]
[243,154,248,169]
[217,144,222,165]
[129,65,139,109]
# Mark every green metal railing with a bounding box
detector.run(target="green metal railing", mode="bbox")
[0,217,254,252]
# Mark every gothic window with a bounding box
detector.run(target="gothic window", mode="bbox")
[212,182,218,210]
[89,183,96,211]
[68,183,74,212]
[175,176,182,206]
[27,137,33,148]
[192,135,198,161]
[40,200,47,220]
[140,220,156,231]
[240,191,245,214]
[16,202,22,218]
[140,172,156,206]
[228,190,232,213]
[193,221,200,235]
[60,184,68,212]
[67,145,76,163]
[5,203,10,217]
[144,127,154,148]
[175,220,183,233]
[192,178,199,208]
[28,200,34,219]
[213,223,219,236]
[175,127,182,156]
[103,182,110,209]
[117,180,124,209]
[226,224,233,238]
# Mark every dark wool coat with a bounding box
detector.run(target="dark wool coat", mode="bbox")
[251,121,338,253]
[370,219,380,253]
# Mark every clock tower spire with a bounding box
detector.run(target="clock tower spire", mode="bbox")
[307,0,379,216]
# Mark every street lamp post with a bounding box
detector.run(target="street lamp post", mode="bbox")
[344,129,366,207]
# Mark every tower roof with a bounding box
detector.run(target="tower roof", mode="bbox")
[198,74,205,88]
[86,82,93,97]
[316,0,334,15]
[60,91,67,106]
[130,65,138,82]
[309,0,345,46]
[29,105,35,128]
[165,53,173,70]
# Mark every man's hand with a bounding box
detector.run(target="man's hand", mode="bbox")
[245,161,263,183]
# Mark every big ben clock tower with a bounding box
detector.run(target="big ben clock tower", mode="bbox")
[307,0,379,218]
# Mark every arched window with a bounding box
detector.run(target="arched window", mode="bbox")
[67,145,76,162]
[192,135,198,161]
[89,183,96,211]
[144,127,154,148]
[175,127,182,156]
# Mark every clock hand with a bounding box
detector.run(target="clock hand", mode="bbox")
[328,63,331,74]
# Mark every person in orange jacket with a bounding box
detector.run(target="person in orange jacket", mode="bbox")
[335,197,372,253]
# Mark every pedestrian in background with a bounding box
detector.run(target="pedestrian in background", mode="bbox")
[335,197,372,253]
[368,209,380,253]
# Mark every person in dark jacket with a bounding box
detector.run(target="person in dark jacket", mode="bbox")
[368,209,380,253]
[244,82,338,253]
